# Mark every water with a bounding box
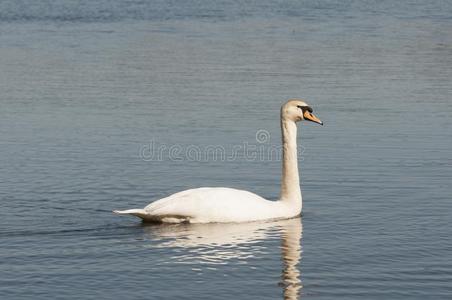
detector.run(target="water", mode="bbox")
[1,1,452,299]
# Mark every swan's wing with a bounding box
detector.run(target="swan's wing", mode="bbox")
[144,187,273,222]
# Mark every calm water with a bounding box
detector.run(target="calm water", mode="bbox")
[1,1,452,299]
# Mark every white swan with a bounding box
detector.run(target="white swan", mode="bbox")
[114,99,322,223]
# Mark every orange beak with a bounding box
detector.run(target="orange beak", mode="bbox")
[303,110,323,125]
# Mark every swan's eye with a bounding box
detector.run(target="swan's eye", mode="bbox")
[297,105,313,113]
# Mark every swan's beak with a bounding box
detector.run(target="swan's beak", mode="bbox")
[303,111,323,125]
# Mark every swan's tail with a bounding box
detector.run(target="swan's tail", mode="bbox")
[113,209,149,219]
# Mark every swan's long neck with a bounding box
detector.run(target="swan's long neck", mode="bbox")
[279,117,302,212]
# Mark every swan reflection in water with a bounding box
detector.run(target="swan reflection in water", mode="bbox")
[142,218,302,299]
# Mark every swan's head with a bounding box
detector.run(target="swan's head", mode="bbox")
[281,99,323,125]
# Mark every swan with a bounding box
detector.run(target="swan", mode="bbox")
[114,99,322,223]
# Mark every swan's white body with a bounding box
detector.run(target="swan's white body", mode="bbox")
[116,187,298,223]
[114,99,322,223]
